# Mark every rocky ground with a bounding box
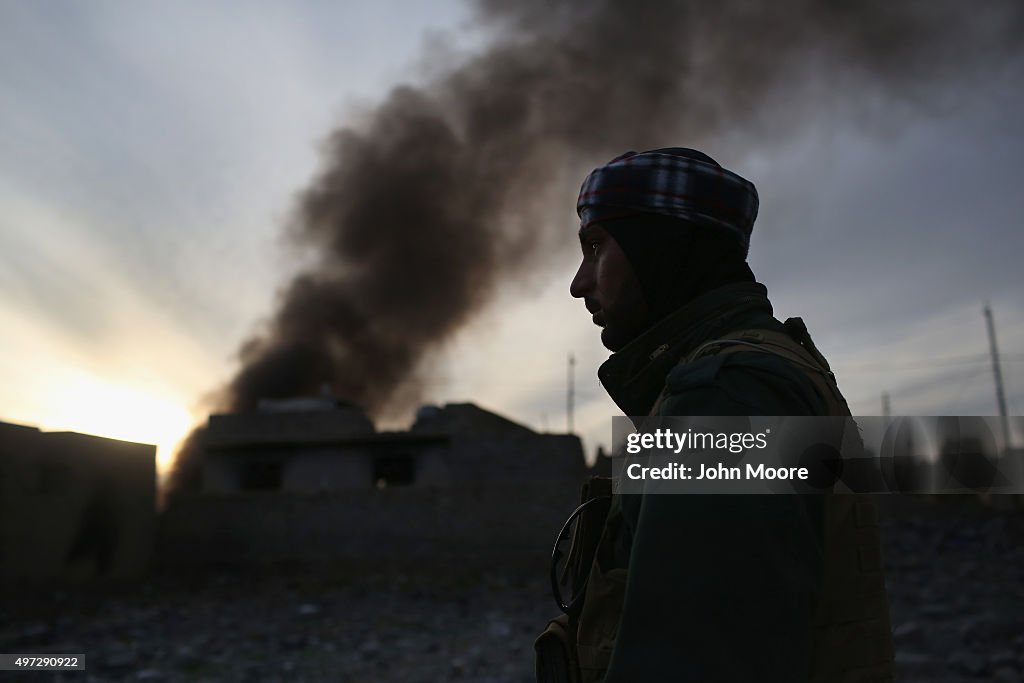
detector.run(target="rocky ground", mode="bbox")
[2,495,1023,682]
[878,496,1024,683]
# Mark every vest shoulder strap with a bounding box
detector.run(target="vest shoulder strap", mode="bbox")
[682,317,852,416]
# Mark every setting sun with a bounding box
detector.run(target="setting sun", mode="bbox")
[37,369,195,478]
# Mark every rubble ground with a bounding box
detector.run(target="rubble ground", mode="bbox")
[2,495,1022,682]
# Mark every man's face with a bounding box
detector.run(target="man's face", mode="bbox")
[570,223,650,351]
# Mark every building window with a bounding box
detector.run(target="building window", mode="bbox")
[241,461,282,491]
[373,455,415,487]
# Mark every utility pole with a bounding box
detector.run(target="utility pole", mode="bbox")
[882,392,891,422]
[983,303,1012,450]
[567,353,575,434]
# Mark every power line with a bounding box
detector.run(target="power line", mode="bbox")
[849,363,981,408]
[844,354,987,373]
[945,365,990,414]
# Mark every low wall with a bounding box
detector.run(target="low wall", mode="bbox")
[157,481,582,571]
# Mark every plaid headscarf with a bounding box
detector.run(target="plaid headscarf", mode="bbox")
[576,148,759,255]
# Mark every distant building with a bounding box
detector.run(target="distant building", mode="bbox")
[200,400,583,493]
[0,421,156,581]
[161,401,586,568]
[202,396,376,493]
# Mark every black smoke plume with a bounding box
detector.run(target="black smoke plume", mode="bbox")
[168,0,1023,492]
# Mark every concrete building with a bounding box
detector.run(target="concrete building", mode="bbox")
[201,397,377,493]
[161,401,586,569]
[0,421,156,581]
[200,399,584,493]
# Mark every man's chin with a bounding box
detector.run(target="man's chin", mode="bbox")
[600,327,628,352]
[600,317,650,351]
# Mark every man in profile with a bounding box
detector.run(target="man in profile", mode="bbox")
[536,148,894,682]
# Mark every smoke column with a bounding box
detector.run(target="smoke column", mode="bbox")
[169,0,1023,490]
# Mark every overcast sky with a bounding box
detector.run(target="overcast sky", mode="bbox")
[2,1,1022,475]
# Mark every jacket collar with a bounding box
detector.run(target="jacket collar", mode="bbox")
[597,281,773,416]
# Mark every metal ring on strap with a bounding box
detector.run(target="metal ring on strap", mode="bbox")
[549,495,613,614]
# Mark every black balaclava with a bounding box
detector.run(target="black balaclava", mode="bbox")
[603,213,755,326]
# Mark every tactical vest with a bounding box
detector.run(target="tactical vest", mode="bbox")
[536,318,896,683]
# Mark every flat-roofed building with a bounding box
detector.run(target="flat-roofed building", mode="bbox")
[0,421,156,581]
[161,401,586,569]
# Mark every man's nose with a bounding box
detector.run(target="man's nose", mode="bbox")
[569,261,590,299]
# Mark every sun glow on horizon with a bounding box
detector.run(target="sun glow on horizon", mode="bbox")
[35,370,196,478]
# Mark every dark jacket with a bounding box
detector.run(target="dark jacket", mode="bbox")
[577,281,893,682]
